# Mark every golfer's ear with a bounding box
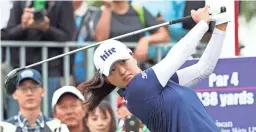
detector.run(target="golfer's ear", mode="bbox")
[130,52,139,64]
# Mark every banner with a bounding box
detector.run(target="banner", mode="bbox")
[181,57,256,131]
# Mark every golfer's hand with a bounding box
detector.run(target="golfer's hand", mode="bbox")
[21,8,36,29]
[135,37,149,62]
[191,5,210,23]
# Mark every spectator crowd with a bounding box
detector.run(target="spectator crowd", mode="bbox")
[0,0,233,131]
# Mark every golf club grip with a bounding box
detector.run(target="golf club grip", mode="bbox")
[169,16,192,25]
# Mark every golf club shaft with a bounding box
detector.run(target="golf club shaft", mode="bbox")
[25,16,193,69]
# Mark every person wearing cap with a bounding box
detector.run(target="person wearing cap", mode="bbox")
[4,68,51,132]
[52,86,86,132]
[0,69,55,131]
[78,6,229,132]
[1,69,69,132]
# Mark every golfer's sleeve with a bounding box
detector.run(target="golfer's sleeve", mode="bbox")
[176,28,226,87]
[152,20,209,87]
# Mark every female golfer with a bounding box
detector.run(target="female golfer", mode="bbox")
[79,6,229,132]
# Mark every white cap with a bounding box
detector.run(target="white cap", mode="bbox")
[52,86,85,109]
[93,40,132,76]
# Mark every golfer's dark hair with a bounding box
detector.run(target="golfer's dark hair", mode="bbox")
[78,71,116,111]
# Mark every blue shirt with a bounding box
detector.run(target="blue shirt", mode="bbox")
[124,68,220,132]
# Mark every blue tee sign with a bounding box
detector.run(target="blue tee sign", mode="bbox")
[181,57,256,132]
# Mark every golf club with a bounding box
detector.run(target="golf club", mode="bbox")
[4,6,227,95]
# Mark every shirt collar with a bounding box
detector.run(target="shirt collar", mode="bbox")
[74,1,88,17]
[16,112,45,128]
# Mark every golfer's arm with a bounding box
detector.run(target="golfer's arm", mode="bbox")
[152,20,209,87]
[176,28,226,87]
[95,8,111,41]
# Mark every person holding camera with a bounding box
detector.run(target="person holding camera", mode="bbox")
[5,1,75,118]
[20,8,49,31]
